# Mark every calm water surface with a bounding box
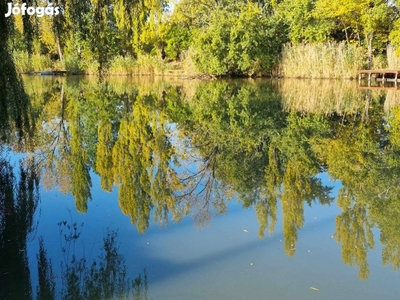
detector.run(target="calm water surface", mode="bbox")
[1,76,400,299]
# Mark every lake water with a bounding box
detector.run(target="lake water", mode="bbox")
[1,76,400,299]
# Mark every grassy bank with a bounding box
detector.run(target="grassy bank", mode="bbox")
[13,51,202,77]
[13,43,400,78]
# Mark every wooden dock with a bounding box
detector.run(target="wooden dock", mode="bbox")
[358,69,400,86]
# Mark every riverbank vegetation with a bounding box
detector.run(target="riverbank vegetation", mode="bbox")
[5,0,400,77]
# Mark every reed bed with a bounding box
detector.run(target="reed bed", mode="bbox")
[384,89,400,113]
[387,44,400,69]
[280,43,367,79]
[279,79,366,114]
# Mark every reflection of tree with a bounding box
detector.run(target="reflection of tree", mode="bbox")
[0,160,149,300]
[178,145,228,227]
[173,81,334,242]
[93,84,122,192]
[69,94,92,213]
[377,196,400,271]
[276,113,334,255]
[0,157,39,300]
[96,122,114,192]
[314,97,400,280]
[36,237,56,300]
[174,81,285,227]
[38,82,73,195]
[20,75,400,281]
[55,221,148,300]
[112,101,154,233]
[29,79,182,232]
[111,91,184,232]
[335,190,374,280]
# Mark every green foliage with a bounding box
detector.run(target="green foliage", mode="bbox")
[387,44,400,69]
[191,2,287,76]
[278,0,333,43]
[390,20,400,57]
[7,0,400,76]
[160,21,192,60]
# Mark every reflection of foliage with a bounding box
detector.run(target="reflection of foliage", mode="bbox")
[56,221,148,300]
[18,76,400,281]
[335,190,374,281]
[36,237,56,300]
[29,78,183,233]
[377,197,400,271]
[175,82,334,252]
[175,81,286,227]
[132,269,149,300]
[1,148,147,300]
[0,157,39,300]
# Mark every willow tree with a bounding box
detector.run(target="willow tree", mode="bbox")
[113,0,168,56]
[0,0,33,143]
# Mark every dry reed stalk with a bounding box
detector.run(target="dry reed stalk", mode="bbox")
[281,43,366,79]
[384,90,400,113]
[278,79,365,114]
[387,44,400,69]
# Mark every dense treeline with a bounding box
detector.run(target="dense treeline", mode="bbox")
[5,0,400,76]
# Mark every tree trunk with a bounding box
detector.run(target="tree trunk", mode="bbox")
[367,33,373,69]
[55,27,63,62]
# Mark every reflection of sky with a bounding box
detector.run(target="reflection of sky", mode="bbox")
[23,155,400,300]
[7,111,396,300]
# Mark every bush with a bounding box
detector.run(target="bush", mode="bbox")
[13,51,32,73]
[108,56,136,75]
[12,51,53,73]
[190,3,287,76]
[31,54,53,71]
[64,56,83,74]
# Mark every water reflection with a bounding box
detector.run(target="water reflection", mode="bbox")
[0,157,38,299]
[2,75,400,292]
[0,154,149,300]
